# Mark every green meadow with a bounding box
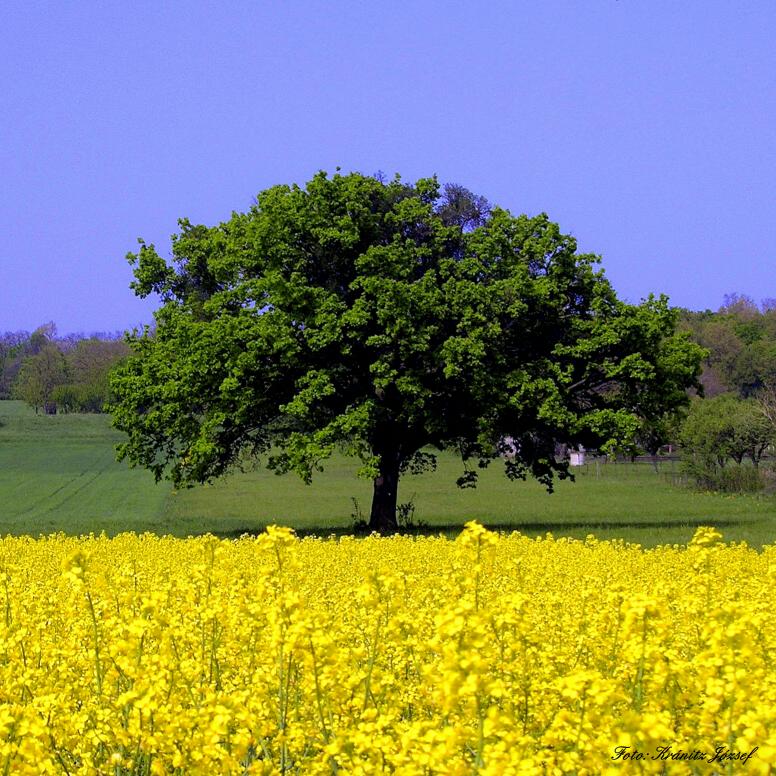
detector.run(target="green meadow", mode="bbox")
[1,400,775,547]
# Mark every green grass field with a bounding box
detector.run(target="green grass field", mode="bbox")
[1,400,775,546]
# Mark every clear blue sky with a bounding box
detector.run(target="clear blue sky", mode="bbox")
[2,1,774,334]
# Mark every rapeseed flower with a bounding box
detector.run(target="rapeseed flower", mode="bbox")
[0,523,771,773]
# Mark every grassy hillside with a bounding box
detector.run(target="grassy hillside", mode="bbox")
[0,401,169,535]
[2,400,776,546]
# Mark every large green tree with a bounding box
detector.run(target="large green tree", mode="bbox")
[110,172,704,531]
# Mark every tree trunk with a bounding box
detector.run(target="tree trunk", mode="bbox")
[369,451,400,532]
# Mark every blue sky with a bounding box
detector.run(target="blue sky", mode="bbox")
[2,1,774,334]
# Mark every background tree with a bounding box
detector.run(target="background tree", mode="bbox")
[757,380,776,428]
[679,296,776,397]
[14,343,68,413]
[731,399,773,467]
[0,331,29,399]
[55,338,131,412]
[0,324,57,399]
[680,394,772,491]
[3,326,131,411]
[680,396,737,473]
[28,322,57,354]
[110,172,704,531]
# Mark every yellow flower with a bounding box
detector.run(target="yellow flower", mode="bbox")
[0,524,770,772]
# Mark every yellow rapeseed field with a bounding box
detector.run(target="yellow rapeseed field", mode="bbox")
[0,522,773,774]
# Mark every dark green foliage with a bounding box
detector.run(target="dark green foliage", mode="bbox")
[680,294,776,397]
[633,410,684,466]
[110,171,704,531]
[52,382,106,413]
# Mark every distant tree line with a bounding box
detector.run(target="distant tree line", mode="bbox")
[673,295,776,491]
[0,323,130,413]
[679,293,776,398]
[5,293,776,495]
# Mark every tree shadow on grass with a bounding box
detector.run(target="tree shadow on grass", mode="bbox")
[212,518,744,541]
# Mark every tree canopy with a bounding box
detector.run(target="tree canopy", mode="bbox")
[109,172,704,531]
[14,341,67,413]
[679,393,774,491]
[679,295,776,397]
